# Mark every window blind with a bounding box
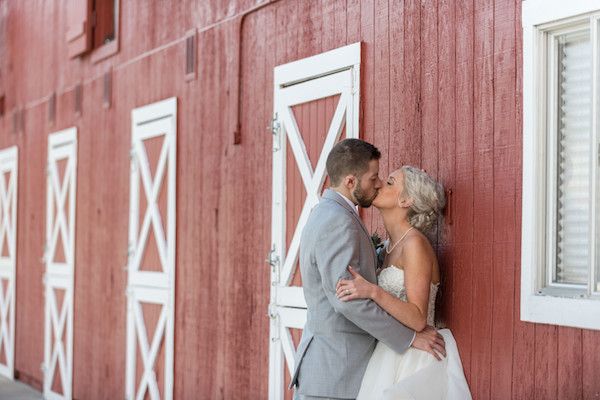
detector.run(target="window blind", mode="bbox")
[555,31,592,285]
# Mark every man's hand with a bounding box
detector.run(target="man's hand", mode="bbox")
[411,326,446,360]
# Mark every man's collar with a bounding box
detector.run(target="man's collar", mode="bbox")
[337,192,358,214]
[323,188,358,214]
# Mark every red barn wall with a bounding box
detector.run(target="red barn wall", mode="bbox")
[0,0,598,399]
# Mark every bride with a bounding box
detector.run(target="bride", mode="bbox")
[335,166,472,400]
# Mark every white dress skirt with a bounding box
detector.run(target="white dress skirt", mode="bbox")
[356,266,472,400]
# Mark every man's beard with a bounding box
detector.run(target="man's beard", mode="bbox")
[353,180,377,208]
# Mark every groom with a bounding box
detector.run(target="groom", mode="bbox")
[290,139,446,400]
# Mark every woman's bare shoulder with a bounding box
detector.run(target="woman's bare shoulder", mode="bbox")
[400,231,437,271]
[403,230,433,254]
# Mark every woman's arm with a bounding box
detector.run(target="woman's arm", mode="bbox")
[336,235,433,332]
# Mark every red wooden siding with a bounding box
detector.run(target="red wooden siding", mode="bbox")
[0,0,599,399]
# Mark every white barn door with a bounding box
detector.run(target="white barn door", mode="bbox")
[268,43,361,400]
[44,128,77,400]
[0,146,18,379]
[126,97,177,400]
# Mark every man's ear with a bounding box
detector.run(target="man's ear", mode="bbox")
[343,175,356,189]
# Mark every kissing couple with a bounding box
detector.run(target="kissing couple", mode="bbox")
[291,139,472,400]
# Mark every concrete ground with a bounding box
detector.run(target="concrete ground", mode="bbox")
[0,376,42,400]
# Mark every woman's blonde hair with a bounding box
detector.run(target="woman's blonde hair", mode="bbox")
[400,166,446,234]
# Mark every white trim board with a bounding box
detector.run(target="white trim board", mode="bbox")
[522,0,600,27]
[0,146,18,379]
[43,128,77,400]
[274,42,361,87]
[126,97,177,400]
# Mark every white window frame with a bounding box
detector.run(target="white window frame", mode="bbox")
[521,0,600,330]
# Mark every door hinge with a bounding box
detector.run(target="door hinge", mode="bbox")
[269,112,280,134]
[266,244,281,284]
[266,244,280,269]
[268,304,280,342]
[269,112,281,152]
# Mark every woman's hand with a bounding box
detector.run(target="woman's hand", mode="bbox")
[336,266,378,301]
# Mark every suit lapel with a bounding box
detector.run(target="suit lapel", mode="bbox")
[322,189,377,262]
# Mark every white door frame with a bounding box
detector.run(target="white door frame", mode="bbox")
[126,97,177,400]
[43,128,77,400]
[268,42,361,400]
[0,146,18,379]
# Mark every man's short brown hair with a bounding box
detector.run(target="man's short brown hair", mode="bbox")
[326,139,381,186]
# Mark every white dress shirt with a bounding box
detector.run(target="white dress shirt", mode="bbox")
[336,191,359,214]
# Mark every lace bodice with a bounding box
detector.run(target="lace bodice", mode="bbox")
[377,266,439,326]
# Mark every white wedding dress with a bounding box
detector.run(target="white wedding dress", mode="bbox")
[356,266,472,400]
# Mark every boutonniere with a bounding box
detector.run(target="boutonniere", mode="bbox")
[370,232,384,251]
[371,232,386,271]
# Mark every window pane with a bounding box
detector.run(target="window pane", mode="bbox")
[93,0,116,49]
[554,30,592,285]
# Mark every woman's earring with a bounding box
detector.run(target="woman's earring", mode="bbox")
[398,197,412,208]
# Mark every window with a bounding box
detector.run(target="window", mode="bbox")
[66,0,119,62]
[92,0,117,49]
[521,0,600,329]
[90,0,120,63]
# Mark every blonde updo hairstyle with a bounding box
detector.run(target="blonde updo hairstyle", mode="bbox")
[400,166,446,234]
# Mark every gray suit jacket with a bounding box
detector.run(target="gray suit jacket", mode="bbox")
[290,189,415,399]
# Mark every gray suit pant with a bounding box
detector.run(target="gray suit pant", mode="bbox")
[294,391,354,400]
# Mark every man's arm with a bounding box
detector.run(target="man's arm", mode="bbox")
[315,218,415,354]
